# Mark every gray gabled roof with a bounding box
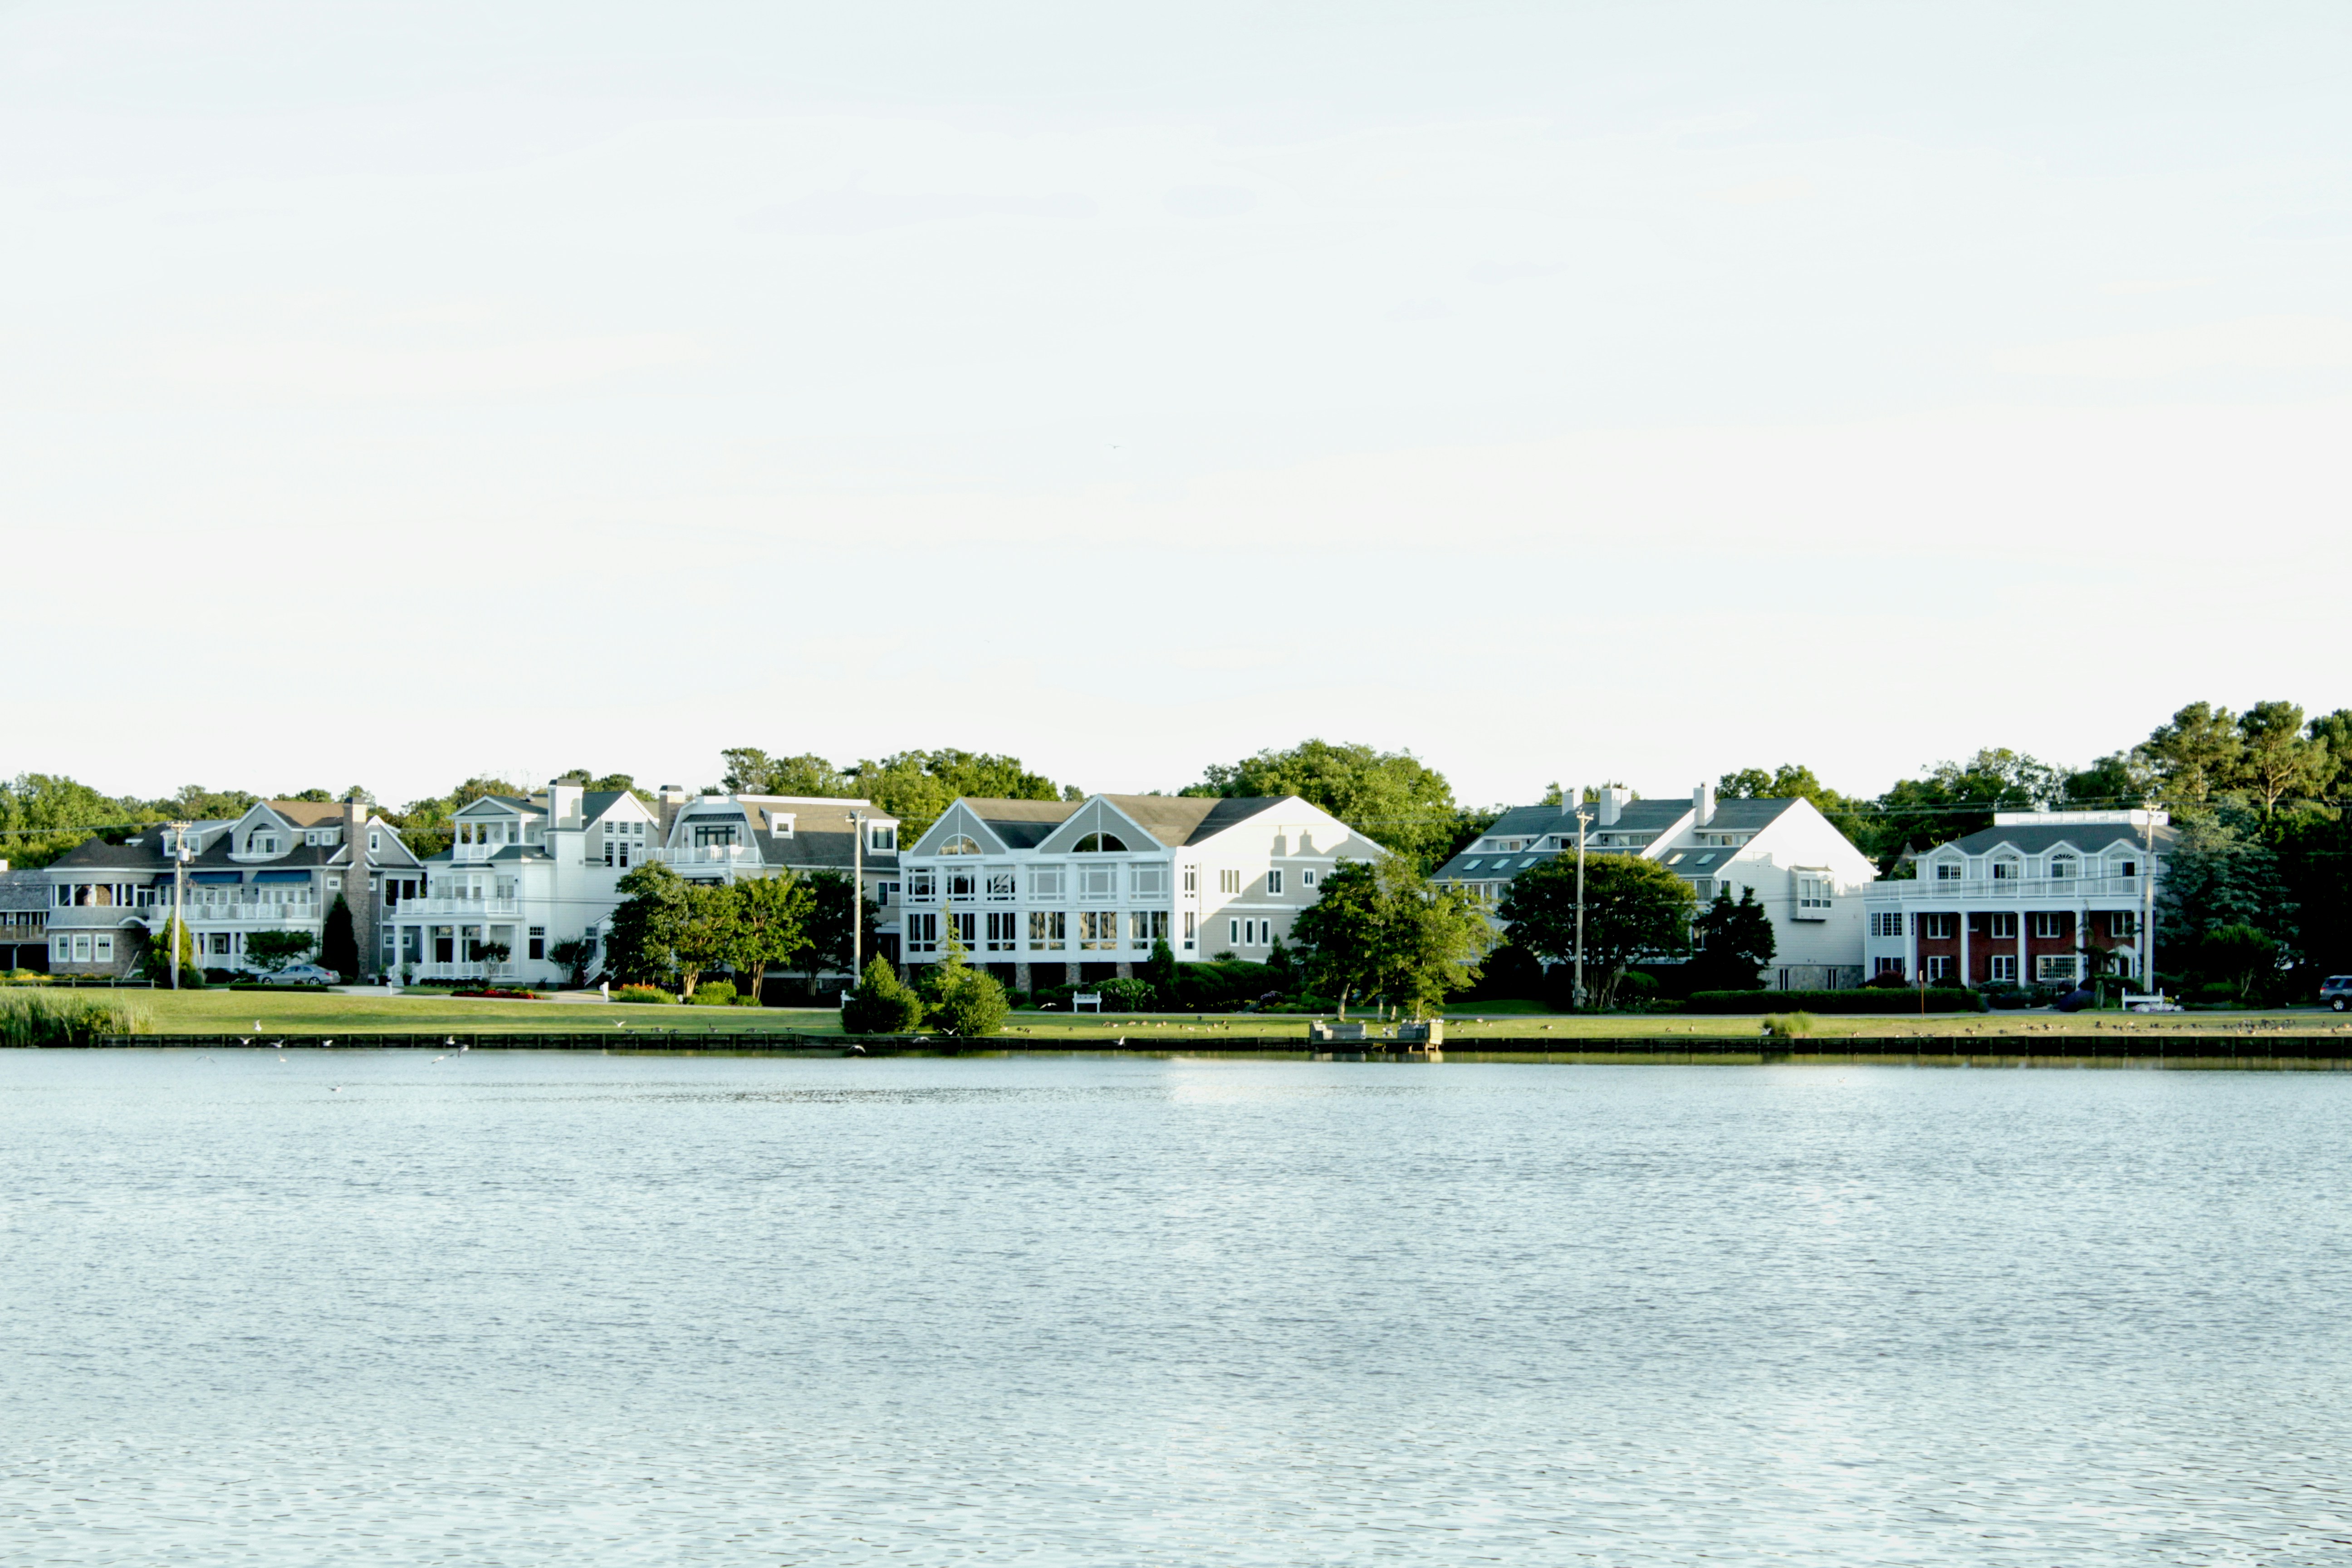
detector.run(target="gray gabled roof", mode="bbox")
[1940,821,2173,857]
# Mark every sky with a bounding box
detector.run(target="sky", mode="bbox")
[6,1,2349,810]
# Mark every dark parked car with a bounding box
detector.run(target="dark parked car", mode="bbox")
[2321,975,2352,1012]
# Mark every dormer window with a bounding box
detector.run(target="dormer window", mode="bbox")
[868,824,897,853]
[2050,856,2076,879]
[1991,859,2019,880]
[1935,861,1961,881]
[770,813,794,839]
[250,833,278,855]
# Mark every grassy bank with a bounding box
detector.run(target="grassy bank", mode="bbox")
[109,989,2352,1043]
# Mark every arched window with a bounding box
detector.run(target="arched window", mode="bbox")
[1074,832,1127,853]
[939,835,981,855]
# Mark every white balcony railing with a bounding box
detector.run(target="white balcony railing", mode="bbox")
[654,844,763,867]
[151,903,324,926]
[384,898,523,918]
[1866,875,2146,904]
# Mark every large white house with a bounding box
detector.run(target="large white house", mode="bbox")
[1862,809,2170,987]
[898,793,1388,989]
[1433,783,1879,990]
[392,781,661,985]
[43,796,420,978]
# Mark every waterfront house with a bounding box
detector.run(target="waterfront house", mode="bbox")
[647,787,903,978]
[897,793,1388,990]
[42,797,419,978]
[0,863,52,971]
[1433,783,1879,989]
[1861,809,2170,986]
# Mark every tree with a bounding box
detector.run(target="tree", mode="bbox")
[1686,887,1775,992]
[802,869,879,985]
[842,954,925,1034]
[720,749,855,797]
[549,936,597,987]
[921,932,1009,1037]
[319,894,359,980]
[2136,702,2244,808]
[0,773,159,869]
[1289,861,1387,1017]
[720,872,814,1004]
[1288,858,1491,1019]
[245,929,317,975]
[1867,749,2066,867]
[137,916,198,984]
[1497,853,1695,1008]
[672,882,735,999]
[1183,740,1465,870]
[2201,923,2280,1004]
[554,769,647,800]
[2306,709,2352,798]
[2155,806,2297,982]
[848,750,1065,843]
[605,861,692,986]
[1143,936,1179,1005]
[159,784,260,822]
[2236,701,2327,816]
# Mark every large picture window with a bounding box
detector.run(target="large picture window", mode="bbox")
[1030,866,1065,899]
[1078,911,1120,950]
[1027,911,1066,950]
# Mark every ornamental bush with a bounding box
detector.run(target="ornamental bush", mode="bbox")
[841,955,924,1034]
[688,980,739,1007]
[613,984,678,1005]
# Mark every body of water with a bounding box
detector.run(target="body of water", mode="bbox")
[4,1050,2349,1564]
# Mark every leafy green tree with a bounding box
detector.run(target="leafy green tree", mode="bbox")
[1867,749,2066,867]
[1686,887,1775,992]
[1183,739,1465,870]
[2236,701,2327,816]
[720,872,814,1004]
[2306,709,2352,796]
[921,933,1009,1037]
[2155,806,2297,980]
[1289,861,1387,1017]
[2135,702,2244,808]
[801,870,879,984]
[606,860,692,986]
[159,784,260,821]
[319,895,359,980]
[2201,923,2281,1004]
[1289,858,1490,1018]
[846,750,1064,843]
[549,936,598,987]
[672,882,735,999]
[284,788,335,803]
[137,916,198,983]
[1143,936,1179,1005]
[842,954,925,1033]
[0,773,159,868]
[555,769,647,800]
[245,929,317,975]
[2062,752,2149,809]
[1498,853,1695,1008]
[720,750,856,797]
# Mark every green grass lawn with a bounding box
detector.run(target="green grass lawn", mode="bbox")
[112,988,2352,1043]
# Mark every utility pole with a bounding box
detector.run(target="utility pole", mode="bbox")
[2141,798,2158,995]
[1573,796,1592,1010]
[169,821,191,990]
[850,810,865,987]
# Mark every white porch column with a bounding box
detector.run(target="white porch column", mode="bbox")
[1908,906,1920,981]
[2017,906,2029,988]
[1960,908,1971,989]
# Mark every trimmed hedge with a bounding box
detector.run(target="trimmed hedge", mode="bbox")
[1689,988,1984,1014]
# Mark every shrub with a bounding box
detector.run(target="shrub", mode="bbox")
[689,980,740,1007]
[0,990,150,1047]
[613,985,678,1005]
[1762,1012,1818,1038]
[1094,976,1156,1011]
[926,948,1009,1038]
[841,955,924,1034]
[451,987,544,1000]
[1688,988,1982,1014]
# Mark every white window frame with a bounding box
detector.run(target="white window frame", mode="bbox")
[1218,868,1241,894]
[771,813,795,839]
[1301,869,1317,889]
[1989,954,2018,982]
[868,824,897,853]
[2030,911,2065,940]
[1029,866,1065,900]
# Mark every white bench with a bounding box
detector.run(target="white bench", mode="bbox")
[1071,991,1102,1013]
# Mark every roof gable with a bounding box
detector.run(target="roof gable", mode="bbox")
[1035,796,1165,855]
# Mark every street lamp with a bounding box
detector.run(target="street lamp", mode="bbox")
[1572,796,1592,1010]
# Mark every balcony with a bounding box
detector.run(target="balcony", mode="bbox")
[154,903,325,926]
[1868,874,2145,904]
[654,844,763,868]
[384,897,523,918]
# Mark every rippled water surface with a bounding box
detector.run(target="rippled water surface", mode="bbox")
[5,1050,2351,1564]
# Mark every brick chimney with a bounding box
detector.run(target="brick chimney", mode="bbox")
[1693,781,1716,828]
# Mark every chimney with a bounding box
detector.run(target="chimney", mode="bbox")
[657,784,689,838]
[548,776,584,830]
[1693,781,1716,828]
[343,789,375,980]
[1597,787,1628,827]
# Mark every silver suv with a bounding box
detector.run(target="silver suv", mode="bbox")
[2321,975,2352,1012]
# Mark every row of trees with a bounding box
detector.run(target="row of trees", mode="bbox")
[600,861,874,1000]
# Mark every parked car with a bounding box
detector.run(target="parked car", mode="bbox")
[264,963,342,986]
[2124,992,2183,1014]
[2320,975,2352,1012]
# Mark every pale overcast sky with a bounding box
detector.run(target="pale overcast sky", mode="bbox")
[7,2,2348,808]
